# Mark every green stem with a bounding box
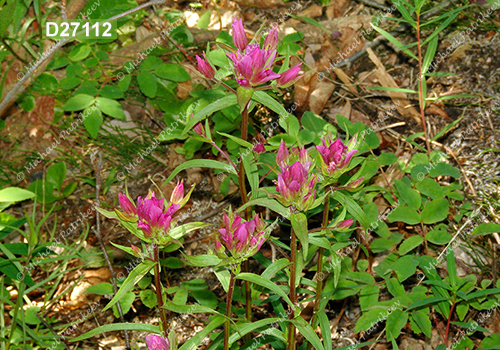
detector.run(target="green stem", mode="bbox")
[416,12,431,155]
[445,297,456,346]
[224,271,236,350]
[287,227,297,350]
[153,244,169,339]
[307,196,330,350]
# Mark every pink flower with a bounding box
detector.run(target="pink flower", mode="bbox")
[277,63,303,87]
[136,192,179,239]
[195,52,215,79]
[264,26,278,51]
[316,134,358,179]
[145,334,170,350]
[216,211,267,260]
[232,18,247,50]
[273,159,317,211]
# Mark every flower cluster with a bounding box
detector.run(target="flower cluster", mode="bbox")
[215,209,268,262]
[195,18,303,89]
[316,134,359,181]
[272,141,317,211]
[117,181,190,243]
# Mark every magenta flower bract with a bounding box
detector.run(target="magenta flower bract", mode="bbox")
[195,53,215,79]
[216,211,267,260]
[170,180,184,205]
[253,142,265,154]
[232,18,247,50]
[136,192,179,239]
[118,193,136,215]
[145,334,170,350]
[277,63,303,87]
[316,134,359,179]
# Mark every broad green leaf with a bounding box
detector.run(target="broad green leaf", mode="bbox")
[388,206,421,225]
[140,289,157,308]
[63,94,95,111]
[446,246,458,288]
[0,187,35,203]
[228,318,282,345]
[69,43,91,62]
[481,334,500,349]
[169,222,212,240]
[102,260,155,312]
[420,198,449,224]
[252,91,290,118]
[333,191,370,229]
[411,309,432,337]
[386,309,408,341]
[393,255,419,282]
[71,323,160,342]
[398,236,423,256]
[235,272,294,309]
[472,223,500,236]
[164,159,236,185]
[113,291,135,318]
[155,63,191,82]
[360,284,379,311]
[291,212,308,260]
[137,70,158,98]
[214,267,231,292]
[83,107,103,138]
[96,97,126,120]
[394,179,421,210]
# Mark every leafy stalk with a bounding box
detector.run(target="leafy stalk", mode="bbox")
[224,271,236,350]
[416,11,431,155]
[287,227,297,350]
[153,244,169,339]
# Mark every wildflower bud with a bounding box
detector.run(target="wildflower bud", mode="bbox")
[131,245,141,257]
[118,193,136,215]
[316,134,359,181]
[264,26,278,51]
[170,180,184,205]
[196,53,215,79]
[253,142,265,154]
[194,122,205,137]
[232,18,247,50]
[276,140,289,164]
[145,334,170,350]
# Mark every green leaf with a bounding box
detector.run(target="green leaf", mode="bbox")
[289,14,330,33]
[100,85,124,99]
[472,223,500,236]
[446,246,458,288]
[183,254,222,267]
[333,191,370,229]
[17,94,35,111]
[393,255,419,282]
[252,91,290,118]
[428,163,460,178]
[235,272,294,309]
[237,197,290,218]
[63,94,95,111]
[368,86,417,94]
[394,179,421,210]
[398,236,423,256]
[83,106,103,138]
[291,212,308,260]
[102,260,155,312]
[86,282,113,295]
[46,162,66,190]
[191,290,218,309]
[0,187,35,203]
[179,316,225,350]
[155,63,191,82]
[32,72,59,94]
[420,198,449,224]
[388,206,421,225]
[183,94,238,134]
[217,132,253,149]
[113,291,135,318]
[96,97,126,120]
[69,43,91,62]
[481,334,500,349]
[422,36,438,74]
[407,296,449,310]
[0,2,17,37]
[60,77,81,90]
[228,318,283,345]
[370,24,418,60]
[360,284,380,311]
[318,311,332,350]
[386,309,408,341]
[137,70,158,98]
[411,309,432,337]
[421,10,460,47]
[164,159,236,185]
[140,289,157,308]
[291,317,325,350]
[71,323,160,342]
[415,178,445,200]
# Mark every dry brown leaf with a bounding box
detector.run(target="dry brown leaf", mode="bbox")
[309,81,335,114]
[366,48,421,124]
